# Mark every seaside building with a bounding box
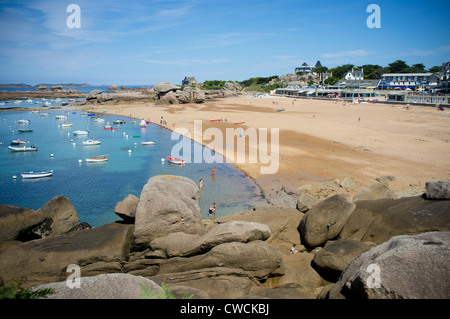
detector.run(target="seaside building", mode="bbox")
[334,79,380,89]
[440,62,450,91]
[344,69,364,81]
[182,76,198,86]
[295,62,314,74]
[378,73,439,90]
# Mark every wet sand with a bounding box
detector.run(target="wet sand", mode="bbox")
[92,94,450,204]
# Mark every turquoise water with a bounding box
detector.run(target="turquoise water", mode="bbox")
[0,110,266,226]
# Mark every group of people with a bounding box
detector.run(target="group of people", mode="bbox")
[198,167,218,219]
[208,203,217,219]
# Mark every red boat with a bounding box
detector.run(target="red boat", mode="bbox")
[167,156,185,165]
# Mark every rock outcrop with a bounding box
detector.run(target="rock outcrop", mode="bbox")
[134,175,204,245]
[2,177,449,299]
[114,194,139,223]
[325,232,450,299]
[299,194,356,248]
[0,222,134,287]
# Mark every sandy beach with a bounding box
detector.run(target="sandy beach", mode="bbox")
[92,95,450,204]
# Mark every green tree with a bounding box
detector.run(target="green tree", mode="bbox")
[428,65,442,74]
[360,64,384,79]
[411,63,426,73]
[388,60,410,73]
[329,64,354,79]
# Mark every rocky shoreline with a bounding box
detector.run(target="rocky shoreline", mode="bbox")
[0,175,449,299]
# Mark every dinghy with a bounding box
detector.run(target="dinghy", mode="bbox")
[73,130,89,135]
[82,139,101,146]
[10,139,29,145]
[141,141,156,145]
[167,156,185,165]
[21,170,53,179]
[8,145,38,152]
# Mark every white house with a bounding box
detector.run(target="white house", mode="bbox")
[344,69,364,80]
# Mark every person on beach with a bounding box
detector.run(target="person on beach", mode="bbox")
[290,244,299,254]
[199,179,203,189]
[208,206,213,219]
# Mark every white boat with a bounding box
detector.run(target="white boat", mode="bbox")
[18,119,30,124]
[42,101,51,107]
[86,138,108,162]
[13,100,22,104]
[73,130,89,135]
[167,156,185,165]
[94,118,105,122]
[8,145,38,152]
[21,170,53,179]
[55,115,67,119]
[26,99,33,103]
[141,141,156,145]
[61,123,73,127]
[86,156,108,162]
[113,119,126,124]
[10,139,29,145]
[82,139,101,146]
[41,113,51,116]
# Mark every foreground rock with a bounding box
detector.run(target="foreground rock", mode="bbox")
[35,273,161,299]
[150,221,271,258]
[299,194,356,248]
[425,180,450,199]
[0,205,46,241]
[134,175,204,245]
[339,195,450,244]
[114,194,139,223]
[0,222,134,287]
[325,232,450,299]
[37,195,80,236]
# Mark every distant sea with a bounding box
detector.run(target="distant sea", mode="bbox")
[0,86,149,109]
[0,110,267,227]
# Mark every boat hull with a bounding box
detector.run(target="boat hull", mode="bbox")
[8,146,37,151]
[167,156,185,165]
[21,170,53,179]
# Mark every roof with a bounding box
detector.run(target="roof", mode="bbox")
[381,73,434,77]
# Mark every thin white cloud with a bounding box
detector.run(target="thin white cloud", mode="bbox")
[396,45,450,57]
[145,58,228,66]
[321,49,374,58]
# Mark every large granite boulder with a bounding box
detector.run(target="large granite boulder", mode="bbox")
[326,232,450,299]
[114,194,139,223]
[157,240,284,280]
[37,195,79,237]
[0,205,46,241]
[0,222,134,287]
[425,180,450,200]
[35,273,161,299]
[177,89,206,103]
[150,221,271,258]
[338,195,450,244]
[154,82,180,94]
[299,194,356,248]
[311,239,375,282]
[134,175,204,245]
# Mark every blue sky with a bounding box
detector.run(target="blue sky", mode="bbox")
[0,0,449,85]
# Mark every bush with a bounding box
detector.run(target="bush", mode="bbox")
[140,282,195,299]
[0,278,54,299]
